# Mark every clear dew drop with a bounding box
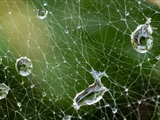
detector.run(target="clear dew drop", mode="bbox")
[15,57,33,76]
[125,12,129,16]
[37,9,48,19]
[131,17,153,53]
[17,102,21,107]
[73,68,108,110]
[0,56,2,64]
[65,30,69,34]
[156,55,160,60]
[112,108,117,114]
[125,88,128,92]
[62,115,71,120]
[0,83,10,100]
[77,25,81,29]
[138,100,142,104]
[42,92,46,97]
[30,84,35,88]
[43,3,47,6]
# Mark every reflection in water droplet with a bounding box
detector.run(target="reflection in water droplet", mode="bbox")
[15,57,33,76]
[131,18,153,53]
[37,9,48,19]
[62,115,71,120]
[73,68,108,110]
[0,83,10,100]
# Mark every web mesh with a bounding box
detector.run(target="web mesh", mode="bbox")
[0,0,160,120]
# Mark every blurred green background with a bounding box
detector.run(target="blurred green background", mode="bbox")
[0,0,160,120]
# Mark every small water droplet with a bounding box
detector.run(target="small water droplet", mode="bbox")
[139,63,142,67]
[77,26,81,29]
[43,3,47,6]
[73,68,108,110]
[138,100,142,104]
[30,84,35,88]
[125,12,129,16]
[62,115,71,120]
[42,92,46,97]
[17,102,21,107]
[37,9,48,19]
[156,55,160,60]
[125,88,128,92]
[65,30,69,34]
[105,103,109,107]
[112,108,117,114]
[0,83,10,100]
[127,104,131,107]
[15,57,33,76]
[124,118,127,120]
[0,56,2,64]
[8,11,12,14]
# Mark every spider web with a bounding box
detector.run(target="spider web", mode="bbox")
[0,0,160,120]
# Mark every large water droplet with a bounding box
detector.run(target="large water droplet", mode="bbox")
[0,83,9,100]
[15,57,33,76]
[73,68,108,110]
[62,115,71,120]
[131,18,153,53]
[37,9,48,19]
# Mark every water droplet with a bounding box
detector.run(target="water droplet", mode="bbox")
[138,100,142,104]
[125,12,129,16]
[124,118,127,120]
[8,11,12,14]
[73,68,108,110]
[0,56,2,64]
[112,108,117,114]
[77,26,81,29]
[17,102,21,107]
[15,57,33,76]
[131,18,153,53]
[105,103,110,107]
[125,88,128,92]
[156,55,160,60]
[0,83,10,100]
[62,115,71,120]
[65,30,69,34]
[37,9,48,19]
[42,92,46,97]
[30,84,35,88]
[139,63,142,67]
[43,3,47,6]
